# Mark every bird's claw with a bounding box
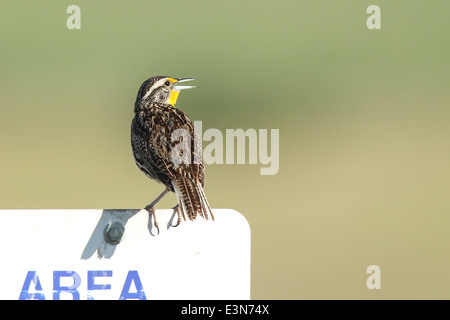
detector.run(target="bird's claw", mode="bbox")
[145,205,160,236]
[170,205,182,228]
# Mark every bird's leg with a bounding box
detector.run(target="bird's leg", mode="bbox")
[145,188,169,235]
[145,188,169,210]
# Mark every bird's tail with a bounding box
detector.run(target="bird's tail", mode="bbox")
[172,178,214,222]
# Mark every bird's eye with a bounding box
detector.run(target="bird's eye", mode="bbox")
[164,81,171,87]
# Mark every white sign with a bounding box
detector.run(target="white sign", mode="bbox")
[0,209,250,300]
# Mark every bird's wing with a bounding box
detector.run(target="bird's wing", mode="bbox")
[147,104,205,185]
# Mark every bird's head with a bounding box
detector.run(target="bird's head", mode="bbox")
[134,76,196,111]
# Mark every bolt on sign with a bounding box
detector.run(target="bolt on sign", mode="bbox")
[0,209,250,300]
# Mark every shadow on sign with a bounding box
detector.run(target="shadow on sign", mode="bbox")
[80,209,141,260]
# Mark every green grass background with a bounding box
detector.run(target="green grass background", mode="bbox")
[1,0,449,299]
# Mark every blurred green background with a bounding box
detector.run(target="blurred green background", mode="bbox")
[1,0,449,299]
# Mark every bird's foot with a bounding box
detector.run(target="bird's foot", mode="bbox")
[145,204,160,236]
[169,205,182,228]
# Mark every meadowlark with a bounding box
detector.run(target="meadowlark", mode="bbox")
[131,76,214,232]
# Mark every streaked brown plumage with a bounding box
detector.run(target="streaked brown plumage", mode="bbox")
[131,76,214,230]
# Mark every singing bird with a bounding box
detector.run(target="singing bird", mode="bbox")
[131,76,214,232]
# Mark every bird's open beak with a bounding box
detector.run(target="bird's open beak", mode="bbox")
[168,78,197,105]
[174,78,197,91]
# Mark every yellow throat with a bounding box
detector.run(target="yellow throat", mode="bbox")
[168,89,180,106]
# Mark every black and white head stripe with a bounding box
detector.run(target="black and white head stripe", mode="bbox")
[136,76,172,102]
